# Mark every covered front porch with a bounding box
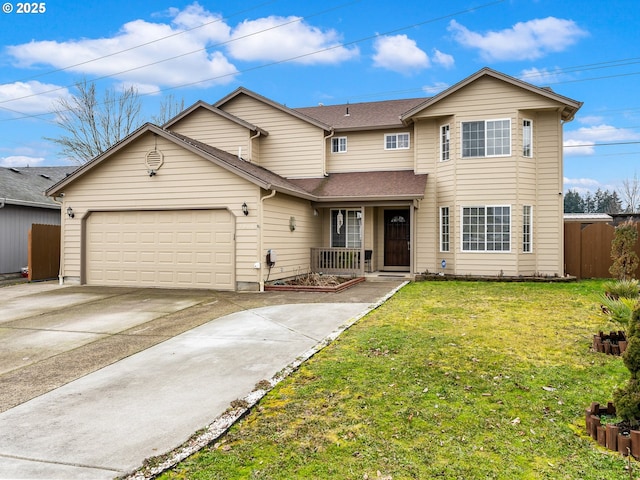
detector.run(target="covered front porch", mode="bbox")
[309,205,415,277]
[288,170,429,278]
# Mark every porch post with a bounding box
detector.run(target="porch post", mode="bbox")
[360,206,365,277]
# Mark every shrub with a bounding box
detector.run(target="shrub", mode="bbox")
[609,221,639,281]
[614,307,640,425]
[599,294,638,330]
[602,278,640,299]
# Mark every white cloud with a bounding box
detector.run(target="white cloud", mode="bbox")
[432,49,454,69]
[372,34,429,73]
[564,124,640,156]
[0,155,46,167]
[228,15,359,64]
[6,3,238,91]
[519,67,563,85]
[448,17,588,61]
[422,82,449,95]
[0,81,73,115]
[578,115,604,125]
[564,177,600,187]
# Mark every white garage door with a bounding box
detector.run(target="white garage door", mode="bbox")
[86,210,235,290]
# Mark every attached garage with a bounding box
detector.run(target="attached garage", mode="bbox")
[86,209,235,290]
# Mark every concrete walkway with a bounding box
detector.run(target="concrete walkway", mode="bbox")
[0,280,404,480]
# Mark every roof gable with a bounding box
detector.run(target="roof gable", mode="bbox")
[214,87,332,131]
[401,67,582,122]
[45,123,312,200]
[163,100,268,136]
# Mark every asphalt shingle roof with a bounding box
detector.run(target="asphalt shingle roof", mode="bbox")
[294,98,427,130]
[0,166,77,207]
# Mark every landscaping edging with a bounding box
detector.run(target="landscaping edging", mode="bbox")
[592,331,627,355]
[585,402,639,457]
[264,276,365,293]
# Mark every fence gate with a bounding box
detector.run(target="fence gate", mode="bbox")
[564,222,640,279]
[28,224,61,281]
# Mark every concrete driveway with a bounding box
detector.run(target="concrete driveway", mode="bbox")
[0,280,405,480]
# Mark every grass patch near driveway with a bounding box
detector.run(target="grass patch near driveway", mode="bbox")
[160,280,632,479]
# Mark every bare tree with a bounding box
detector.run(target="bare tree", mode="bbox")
[151,94,185,125]
[618,173,640,213]
[46,80,142,164]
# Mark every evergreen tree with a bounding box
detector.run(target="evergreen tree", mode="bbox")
[564,189,585,213]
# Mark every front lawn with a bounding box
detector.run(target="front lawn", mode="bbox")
[160,280,633,479]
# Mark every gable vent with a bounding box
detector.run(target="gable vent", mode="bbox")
[145,149,164,171]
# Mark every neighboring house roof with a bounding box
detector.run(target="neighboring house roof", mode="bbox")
[294,98,426,131]
[564,213,613,222]
[1,166,77,209]
[213,87,333,131]
[401,67,583,122]
[162,100,269,136]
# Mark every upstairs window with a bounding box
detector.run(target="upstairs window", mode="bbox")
[440,124,450,161]
[462,119,511,158]
[523,119,533,157]
[331,136,347,153]
[384,133,410,150]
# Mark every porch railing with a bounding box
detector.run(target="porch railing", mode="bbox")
[310,247,362,275]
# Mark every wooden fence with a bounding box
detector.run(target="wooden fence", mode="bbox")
[564,222,640,279]
[28,224,61,281]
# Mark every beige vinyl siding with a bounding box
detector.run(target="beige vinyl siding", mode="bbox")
[412,76,563,121]
[59,132,260,287]
[327,129,414,173]
[170,108,253,160]
[261,193,321,281]
[411,78,566,276]
[532,110,564,275]
[220,95,325,178]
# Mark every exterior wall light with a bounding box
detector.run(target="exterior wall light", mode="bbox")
[66,206,75,218]
[242,202,249,216]
[289,216,296,231]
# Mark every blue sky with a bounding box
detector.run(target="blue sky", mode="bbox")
[0,0,638,197]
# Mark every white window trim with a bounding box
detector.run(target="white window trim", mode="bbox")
[440,206,450,252]
[523,119,533,158]
[330,209,362,248]
[460,118,512,158]
[384,132,410,150]
[523,205,533,253]
[460,205,512,253]
[332,136,348,154]
[440,124,450,162]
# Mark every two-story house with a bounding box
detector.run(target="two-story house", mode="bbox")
[46,68,582,291]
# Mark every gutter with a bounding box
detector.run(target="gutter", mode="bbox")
[1,197,60,209]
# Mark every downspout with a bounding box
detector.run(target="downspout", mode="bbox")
[259,189,277,292]
[51,195,65,285]
[249,130,261,162]
[323,129,334,177]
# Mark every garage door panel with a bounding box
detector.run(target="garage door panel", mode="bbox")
[87,210,235,290]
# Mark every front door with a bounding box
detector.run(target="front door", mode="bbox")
[384,209,410,268]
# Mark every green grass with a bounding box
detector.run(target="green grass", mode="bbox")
[160,280,635,479]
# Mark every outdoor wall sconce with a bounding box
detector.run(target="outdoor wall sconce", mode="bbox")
[66,206,75,218]
[242,202,249,216]
[289,216,296,231]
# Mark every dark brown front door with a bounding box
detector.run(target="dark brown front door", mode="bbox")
[384,209,410,267]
